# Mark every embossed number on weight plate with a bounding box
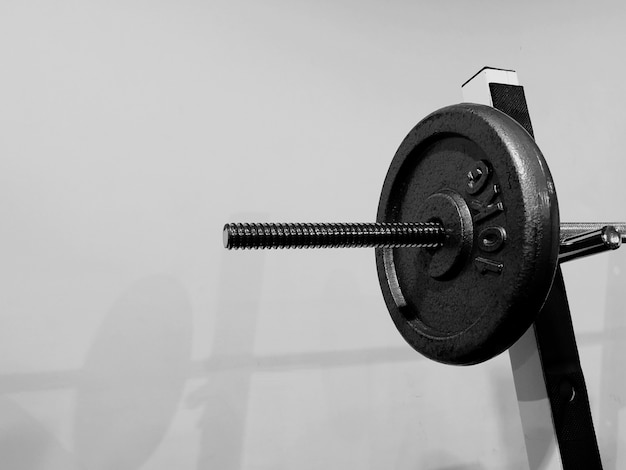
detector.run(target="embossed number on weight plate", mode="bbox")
[470,184,504,223]
[467,161,506,275]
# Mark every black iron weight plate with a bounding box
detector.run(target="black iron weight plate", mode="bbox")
[375,103,560,365]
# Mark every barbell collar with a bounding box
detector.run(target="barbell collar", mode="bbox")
[558,225,622,263]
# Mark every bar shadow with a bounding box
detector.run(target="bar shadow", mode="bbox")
[0,275,192,470]
[190,237,431,469]
[0,397,79,470]
[73,275,193,470]
[418,450,486,470]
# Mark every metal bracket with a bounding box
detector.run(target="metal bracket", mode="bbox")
[463,68,603,469]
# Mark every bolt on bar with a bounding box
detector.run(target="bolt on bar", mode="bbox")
[224,222,445,250]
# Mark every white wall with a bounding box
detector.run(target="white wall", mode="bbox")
[0,1,624,469]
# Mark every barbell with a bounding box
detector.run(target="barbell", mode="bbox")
[223,103,624,366]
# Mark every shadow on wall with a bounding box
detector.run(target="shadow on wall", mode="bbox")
[189,238,265,470]
[190,223,427,469]
[0,275,193,470]
[0,398,79,470]
[419,450,485,470]
[598,253,626,469]
[190,249,506,469]
[492,372,529,469]
[73,275,193,470]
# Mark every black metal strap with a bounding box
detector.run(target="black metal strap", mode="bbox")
[535,268,603,468]
[489,82,603,469]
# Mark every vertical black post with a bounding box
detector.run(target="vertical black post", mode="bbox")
[490,82,603,469]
